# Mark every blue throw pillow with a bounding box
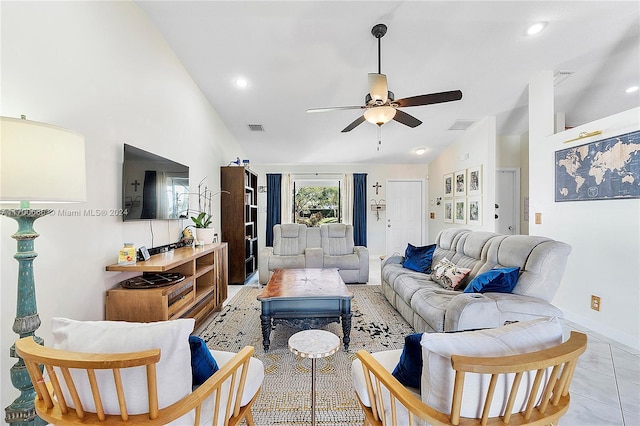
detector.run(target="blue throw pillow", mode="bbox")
[463,267,521,294]
[391,333,423,389]
[189,335,219,386]
[402,243,437,274]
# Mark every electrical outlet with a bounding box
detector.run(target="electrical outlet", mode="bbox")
[591,295,601,311]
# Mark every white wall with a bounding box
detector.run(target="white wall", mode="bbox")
[427,117,497,241]
[1,2,245,412]
[251,164,428,256]
[530,74,640,350]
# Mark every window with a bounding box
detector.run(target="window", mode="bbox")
[292,177,341,226]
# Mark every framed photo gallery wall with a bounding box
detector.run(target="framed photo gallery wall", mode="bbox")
[443,166,483,225]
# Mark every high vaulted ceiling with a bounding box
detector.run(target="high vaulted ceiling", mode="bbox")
[136,1,639,165]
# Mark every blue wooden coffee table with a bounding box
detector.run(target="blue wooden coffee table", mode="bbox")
[257,268,354,351]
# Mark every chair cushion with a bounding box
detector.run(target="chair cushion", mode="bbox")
[51,317,194,415]
[421,316,563,418]
[177,349,265,426]
[189,335,219,386]
[352,349,419,426]
[463,267,520,294]
[351,349,404,408]
[402,243,437,274]
[208,350,265,406]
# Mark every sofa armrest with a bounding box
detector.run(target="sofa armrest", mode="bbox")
[382,254,404,268]
[258,247,273,284]
[354,246,370,283]
[305,247,324,268]
[444,292,564,331]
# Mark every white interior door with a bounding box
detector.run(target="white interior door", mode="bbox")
[495,169,520,235]
[385,180,424,256]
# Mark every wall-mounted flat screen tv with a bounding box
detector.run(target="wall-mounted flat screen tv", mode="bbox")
[122,144,189,221]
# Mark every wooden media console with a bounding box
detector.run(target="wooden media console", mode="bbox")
[105,243,228,328]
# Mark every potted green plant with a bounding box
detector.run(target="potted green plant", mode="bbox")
[187,178,228,244]
[190,211,213,229]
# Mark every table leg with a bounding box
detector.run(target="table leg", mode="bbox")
[341,299,353,350]
[311,357,316,426]
[260,314,271,351]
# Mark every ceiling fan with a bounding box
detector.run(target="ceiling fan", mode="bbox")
[307,23,463,133]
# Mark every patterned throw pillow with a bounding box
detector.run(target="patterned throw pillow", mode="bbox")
[431,257,471,290]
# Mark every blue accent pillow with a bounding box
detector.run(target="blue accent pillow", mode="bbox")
[189,335,219,386]
[402,243,437,274]
[391,333,423,389]
[463,267,521,294]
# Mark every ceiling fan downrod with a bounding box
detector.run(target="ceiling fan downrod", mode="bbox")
[371,23,387,74]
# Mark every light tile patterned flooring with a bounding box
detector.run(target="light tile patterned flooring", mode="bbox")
[232,257,640,425]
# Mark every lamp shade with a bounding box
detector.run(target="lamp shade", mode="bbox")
[363,105,396,126]
[1,116,87,203]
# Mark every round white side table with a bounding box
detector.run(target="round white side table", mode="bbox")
[288,329,340,426]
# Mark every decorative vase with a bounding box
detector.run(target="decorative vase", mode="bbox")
[195,227,216,244]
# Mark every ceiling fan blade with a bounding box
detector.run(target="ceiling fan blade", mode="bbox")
[394,90,463,108]
[368,73,388,103]
[392,109,422,128]
[341,115,366,132]
[307,106,365,113]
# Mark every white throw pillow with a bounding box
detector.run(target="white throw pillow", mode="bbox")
[421,316,563,419]
[51,317,194,415]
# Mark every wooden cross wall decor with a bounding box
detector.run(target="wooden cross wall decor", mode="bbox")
[373,181,382,195]
[131,180,140,192]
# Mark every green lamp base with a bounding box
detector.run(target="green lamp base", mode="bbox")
[1,209,51,426]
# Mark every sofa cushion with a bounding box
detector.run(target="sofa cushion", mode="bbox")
[269,254,306,269]
[320,223,355,255]
[51,317,194,415]
[430,257,472,290]
[402,243,437,274]
[323,253,359,269]
[273,224,307,255]
[391,333,424,389]
[394,275,433,305]
[410,288,455,332]
[421,316,563,418]
[464,267,520,294]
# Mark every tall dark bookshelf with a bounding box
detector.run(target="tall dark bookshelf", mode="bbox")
[220,166,258,284]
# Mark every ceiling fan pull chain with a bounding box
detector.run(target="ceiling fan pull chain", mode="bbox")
[377,126,382,151]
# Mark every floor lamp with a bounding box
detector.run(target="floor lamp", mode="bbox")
[0,116,86,425]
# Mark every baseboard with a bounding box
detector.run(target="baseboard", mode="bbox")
[563,310,639,352]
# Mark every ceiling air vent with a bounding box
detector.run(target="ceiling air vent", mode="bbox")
[248,124,265,132]
[553,71,574,86]
[449,120,476,131]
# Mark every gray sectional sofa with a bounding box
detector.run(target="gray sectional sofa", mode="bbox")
[381,228,571,332]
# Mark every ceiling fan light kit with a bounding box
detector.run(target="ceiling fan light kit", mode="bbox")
[307,23,463,136]
[364,105,396,126]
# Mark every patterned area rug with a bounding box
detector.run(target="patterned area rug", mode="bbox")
[197,285,414,425]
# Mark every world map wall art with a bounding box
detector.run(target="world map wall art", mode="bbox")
[555,130,640,202]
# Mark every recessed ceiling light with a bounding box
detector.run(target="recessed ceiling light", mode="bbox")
[625,85,639,93]
[234,78,248,88]
[526,21,547,36]
[414,147,427,155]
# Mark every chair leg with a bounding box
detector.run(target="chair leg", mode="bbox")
[245,409,255,426]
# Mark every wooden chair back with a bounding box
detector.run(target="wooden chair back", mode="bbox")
[356,331,587,426]
[16,336,259,425]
